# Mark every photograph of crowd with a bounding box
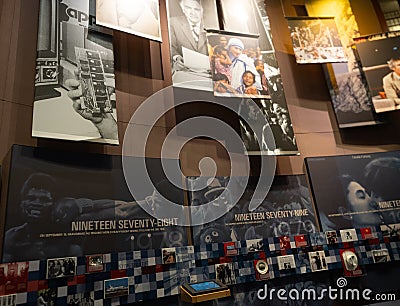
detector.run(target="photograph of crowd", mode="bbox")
[238,98,298,155]
[37,288,57,306]
[67,292,95,306]
[207,32,270,98]
[0,262,28,296]
[287,17,346,64]
[46,257,77,279]
[215,263,236,285]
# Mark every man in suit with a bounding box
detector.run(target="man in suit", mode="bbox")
[383,57,400,105]
[169,0,208,71]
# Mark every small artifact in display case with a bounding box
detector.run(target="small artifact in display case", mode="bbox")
[340,229,357,242]
[75,47,113,117]
[86,254,104,273]
[254,259,270,280]
[340,249,362,277]
[372,249,390,263]
[308,251,328,272]
[325,231,338,245]
[47,257,77,279]
[246,239,264,252]
[104,277,129,299]
[294,234,308,247]
[277,255,296,270]
[224,242,238,256]
[162,248,176,264]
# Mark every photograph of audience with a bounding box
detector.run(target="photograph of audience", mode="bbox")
[238,98,298,155]
[287,17,346,64]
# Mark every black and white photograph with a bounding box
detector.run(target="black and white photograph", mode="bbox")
[277,255,296,270]
[162,248,177,264]
[187,175,318,245]
[309,232,325,246]
[1,145,187,262]
[104,277,129,299]
[308,251,328,272]
[47,257,77,279]
[215,263,236,285]
[287,17,346,64]
[325,231,338,245]
[239,99,298,155]
[37,288,57,306]
[86,255,104,273]
[67,291,95,306]
[0,294,16,306]
[372,249,390,263]
[246,239,264,252]
[33,0,118,144]
[219,0,259,35]
[354,34,400,113]
[305,151,400,232]
[167,0,219,90]
[96,0,161,41]
[207,33,270,98]
[340,228,357,242]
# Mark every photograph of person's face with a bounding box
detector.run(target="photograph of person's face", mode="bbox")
[116,1,144,29]
[180,0,203,24]
[243,72,255,86]
[229,45,243,58]
[346,181,381,226]
[391,60,400,76]
[21,188,53,223]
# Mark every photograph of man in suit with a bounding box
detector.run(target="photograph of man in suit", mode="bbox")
[169,0,207,70]
[383,57,400,105]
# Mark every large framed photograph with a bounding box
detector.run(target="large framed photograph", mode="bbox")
[187,175,318,245]
[287,17,346,64]
[354,33,400,113]
[207,32,270,98]
[305,1,382,128]
[0,145,187,262]
[33,0,118,144]
[96,0,161,41]
[219,0,259,36]
[238,98,299,155]
[166,0,219,91]
[305,151,400,231]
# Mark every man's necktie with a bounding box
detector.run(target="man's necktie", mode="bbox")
[192,25,199,42]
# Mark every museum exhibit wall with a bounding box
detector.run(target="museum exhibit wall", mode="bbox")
[1,0,400,177]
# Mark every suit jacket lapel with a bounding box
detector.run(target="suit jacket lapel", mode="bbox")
[181,17,198,50]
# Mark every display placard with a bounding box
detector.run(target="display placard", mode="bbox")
[0,145,187,262]
[305,151,400,231]
[187,175,318,245]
